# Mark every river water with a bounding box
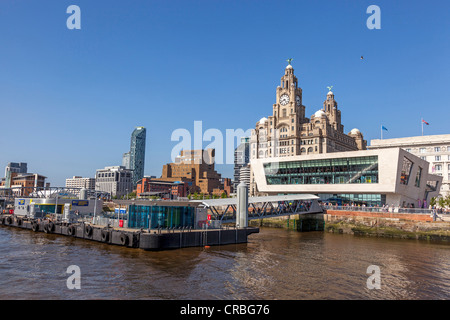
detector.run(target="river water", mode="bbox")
[0,226,449,300]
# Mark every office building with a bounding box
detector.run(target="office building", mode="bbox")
[122,152,131,169]
[4,162,28,188]
[95,166,133,198]
[65,176,95,195]
[369,134,450,197]
[4,162,27,177]
[0,173,47,197]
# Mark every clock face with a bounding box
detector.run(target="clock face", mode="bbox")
[280,94,289,106]
[296,96,301,106]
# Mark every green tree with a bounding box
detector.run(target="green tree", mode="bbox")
[430,197,437,207]
[221,192,227,198]
[445,195,450,208]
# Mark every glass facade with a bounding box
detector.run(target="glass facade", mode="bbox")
[264,156,378,185]
[127,205,195,229]
[318,193,386,206]
[130,127,146,187]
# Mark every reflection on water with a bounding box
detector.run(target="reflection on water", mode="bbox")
[0,226,449,300]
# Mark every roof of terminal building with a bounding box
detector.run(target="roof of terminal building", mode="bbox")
[191,194,319,207]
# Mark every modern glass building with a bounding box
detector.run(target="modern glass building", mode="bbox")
[264,156,378,185]
[251,148,442,208]
[129,127,146,188]
[127,204,195,229]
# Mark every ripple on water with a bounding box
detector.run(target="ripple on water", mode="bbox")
[0,226,449,299]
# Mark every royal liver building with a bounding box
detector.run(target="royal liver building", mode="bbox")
[250,61,366,161]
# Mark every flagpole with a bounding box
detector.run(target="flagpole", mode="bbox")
[381,125,383,140]
[421,118,423,136]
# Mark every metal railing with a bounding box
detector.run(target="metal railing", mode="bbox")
[320,205,445,215]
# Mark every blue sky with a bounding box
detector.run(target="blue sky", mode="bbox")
[0,0,449,186]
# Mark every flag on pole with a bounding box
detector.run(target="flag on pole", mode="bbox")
[421,118,429,136]
[381,125,388,139]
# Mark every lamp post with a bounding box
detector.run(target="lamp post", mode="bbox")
[93,190,98,224]
[54,189,59,217]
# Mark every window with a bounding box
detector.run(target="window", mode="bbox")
[420,156,426,160]
[419,148,426,153]
[282,109,287,117]
[435,147,441,152]
[415,167,422,187]
[435,156,441,161]
[263,156,379,185]
[435,165,442,171]
[405,148,411,152]
[400,157,413,185]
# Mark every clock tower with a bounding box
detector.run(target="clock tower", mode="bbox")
[273,62,305,124]
[250,61,307,160]
[249,60,367,195]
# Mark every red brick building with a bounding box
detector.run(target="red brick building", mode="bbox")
[136,177,188,199]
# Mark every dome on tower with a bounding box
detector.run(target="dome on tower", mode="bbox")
[259,117,268,124]
[350,128,361,135]
[327,91,333,95]
[314,110,326,118]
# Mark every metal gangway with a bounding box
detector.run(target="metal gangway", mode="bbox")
[0,186,111,200]
[192,194,323,223]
